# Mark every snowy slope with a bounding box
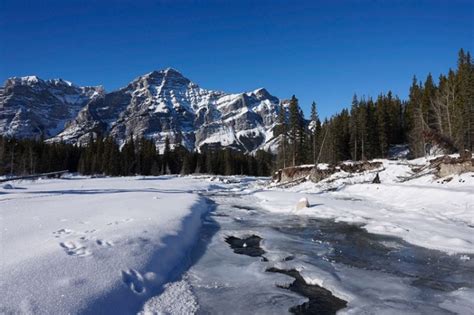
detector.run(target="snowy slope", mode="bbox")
[0,176,213,314]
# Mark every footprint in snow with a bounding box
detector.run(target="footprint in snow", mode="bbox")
[96,239,114,247]
[121,269,145,294]
[59,241,92,257]
[53,228,73,236]
[107,218,133,226]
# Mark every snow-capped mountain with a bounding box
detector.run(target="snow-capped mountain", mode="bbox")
[0,76,103,138]
[1,69,281,152]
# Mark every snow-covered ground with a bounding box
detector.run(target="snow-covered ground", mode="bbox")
[1,159,472,314]
[143,173,474,315]
[0,176,214,314]
[256,158,474,255]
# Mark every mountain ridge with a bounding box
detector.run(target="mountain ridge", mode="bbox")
[0,69,281,153]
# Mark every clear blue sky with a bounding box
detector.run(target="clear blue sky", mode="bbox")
[1,0,473,118]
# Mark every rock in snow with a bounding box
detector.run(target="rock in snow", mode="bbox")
[1,68,282,153]
[296,197,310,210]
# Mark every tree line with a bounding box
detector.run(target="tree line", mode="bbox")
[0,135,273,177]
[275,49,473,167]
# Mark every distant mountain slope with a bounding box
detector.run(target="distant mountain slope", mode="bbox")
[0,76,103,138]
[1,69,282,152]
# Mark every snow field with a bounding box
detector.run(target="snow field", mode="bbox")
[0,176,212,314]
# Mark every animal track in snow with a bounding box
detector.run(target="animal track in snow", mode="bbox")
[107,218,133,226]
[59,241,91,257]
[121,269,145,294]
[96,239,113,247]
[53,228,73,238]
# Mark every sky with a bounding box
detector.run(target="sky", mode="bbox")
[1,0,473,118]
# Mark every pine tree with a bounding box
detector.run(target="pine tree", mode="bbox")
[455,48,474,151]
[405,76,426,157]
[357,99,368,160]
[276,102,288,168]
[288,95,302,166]
[180,150,193,175]
[122,135,136,175]
[350,94,359,160]
[310,101,320,163]
[162,137,171,174]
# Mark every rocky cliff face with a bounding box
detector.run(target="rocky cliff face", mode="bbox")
[0,76,103,138]
[1,69,281,152]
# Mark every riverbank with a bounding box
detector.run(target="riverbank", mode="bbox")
[256,158,474,255]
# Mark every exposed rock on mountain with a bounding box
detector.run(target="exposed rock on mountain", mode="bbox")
[0,69,282,152]
[0,76,103,138]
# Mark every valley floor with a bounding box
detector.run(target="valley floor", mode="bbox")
[0,160,472,314]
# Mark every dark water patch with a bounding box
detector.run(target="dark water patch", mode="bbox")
[266,267,347,315]
[225,235,265,257]
[275,218,474,292]
[232,204,254,211]
[210,212,229,217]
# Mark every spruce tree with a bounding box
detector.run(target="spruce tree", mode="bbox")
[310,101,320,163]
[288,95,301,166]
[276,102,288,168]
[350,94,359,160]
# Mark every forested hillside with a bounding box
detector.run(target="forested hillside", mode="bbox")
[275,49,473,167]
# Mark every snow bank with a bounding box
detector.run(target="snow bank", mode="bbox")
[257,159,474,254]
[139,279,198,315]
[0,176,212,314]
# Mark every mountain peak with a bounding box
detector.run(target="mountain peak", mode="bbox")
[23,75,41,83]
[164,67,182,75]
[50,78,74,87]
[133,68,192,90]
[145,68,184,79]
[6,75,43,86]
[252,87,268,94]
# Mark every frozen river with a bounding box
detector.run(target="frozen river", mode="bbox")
[168,189,474,314]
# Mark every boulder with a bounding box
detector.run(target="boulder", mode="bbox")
[278,165,314,183]
[438,161,473,177]
[295,197,309,210]
[431,152,474,177]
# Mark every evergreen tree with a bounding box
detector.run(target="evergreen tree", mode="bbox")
[288,95,303,166]
[350,94,359,160]
[309,101,322,164]
[162,137,171,174]
[276,102,288,168]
